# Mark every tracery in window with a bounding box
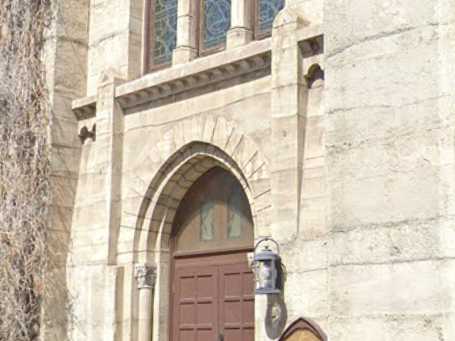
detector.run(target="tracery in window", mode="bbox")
[149,0,178,68]
[202,0,231,51]
[257,0,285,36]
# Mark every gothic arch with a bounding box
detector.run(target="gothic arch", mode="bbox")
[131,115,271,264]
[126,116,271,341]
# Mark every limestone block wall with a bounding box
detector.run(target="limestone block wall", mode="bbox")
[68,1,330,340]
[119,76,274,247]
[69,74,276,340]
[268,4,327,338]
[43,1,90,340]
[60,0,455,340]
[86,0,143,95]
[325,0,455,339]
[286,0,323,23]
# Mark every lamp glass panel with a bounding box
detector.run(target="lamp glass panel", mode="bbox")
[257,260,275,290]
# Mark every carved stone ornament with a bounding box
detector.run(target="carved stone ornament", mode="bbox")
[134,264,157,289]
[78,124,96,144]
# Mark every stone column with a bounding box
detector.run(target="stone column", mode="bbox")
[135,264,157,341]
[227,0,253,49]
[173,0,198,64]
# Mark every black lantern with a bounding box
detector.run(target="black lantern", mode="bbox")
[252,237,282,295]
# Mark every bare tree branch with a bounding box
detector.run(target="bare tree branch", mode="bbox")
[0,1,52,340]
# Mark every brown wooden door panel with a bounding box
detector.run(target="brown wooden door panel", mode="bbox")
[219,262,255,341]
[172,255,255,341]
[173,265,219,341]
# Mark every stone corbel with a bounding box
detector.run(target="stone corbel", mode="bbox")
[78,124,96,144]
[134,264,157,290]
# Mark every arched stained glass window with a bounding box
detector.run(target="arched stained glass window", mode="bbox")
[256,0,285,36]
[146,0,177,70]
[201,0,231,52]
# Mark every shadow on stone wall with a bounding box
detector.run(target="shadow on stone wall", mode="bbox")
[265,262,288,339]
[265,294,288,339]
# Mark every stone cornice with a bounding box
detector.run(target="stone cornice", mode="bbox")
[116,39,272,111]
[116,52,271,111]
[71,24,323,120]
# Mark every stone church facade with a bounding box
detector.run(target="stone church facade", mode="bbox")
[43,0,455,340]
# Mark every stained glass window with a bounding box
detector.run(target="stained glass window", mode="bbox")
[151,0,177,66]
[257,0,285,34]
[202,0,231,50]
[200,201,215,241]
[227,187,243,239]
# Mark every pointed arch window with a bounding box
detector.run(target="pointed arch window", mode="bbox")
[145,0,178,72]
[200,0,232,54]
[255,0,285,38]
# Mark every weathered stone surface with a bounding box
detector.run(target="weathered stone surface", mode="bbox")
[43,0,455,340]
[325,0,455,340]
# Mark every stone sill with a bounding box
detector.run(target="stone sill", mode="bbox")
[120,38,270,95]
[116,38,272,110]
[72,24,322,120]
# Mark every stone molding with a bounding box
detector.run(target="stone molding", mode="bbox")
[134,264,157,289]
[71,24,322,120]
[130,138,272,341]
[115,52,271,110]
[134,139,271,264]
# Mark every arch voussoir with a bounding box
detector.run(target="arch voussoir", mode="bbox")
[130,116,272,265]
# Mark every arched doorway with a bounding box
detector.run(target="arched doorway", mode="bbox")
[169,167,255,341]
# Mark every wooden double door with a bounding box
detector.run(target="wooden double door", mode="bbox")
[172,253,255,341]
[170,167,255,341]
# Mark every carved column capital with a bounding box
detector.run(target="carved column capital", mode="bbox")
[134,264,157,289]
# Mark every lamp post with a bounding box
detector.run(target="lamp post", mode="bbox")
[252,237,282,295]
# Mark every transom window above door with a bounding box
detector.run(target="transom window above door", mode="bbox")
[171,167,253,254]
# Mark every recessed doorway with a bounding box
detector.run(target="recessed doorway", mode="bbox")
[170,167,255,341]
